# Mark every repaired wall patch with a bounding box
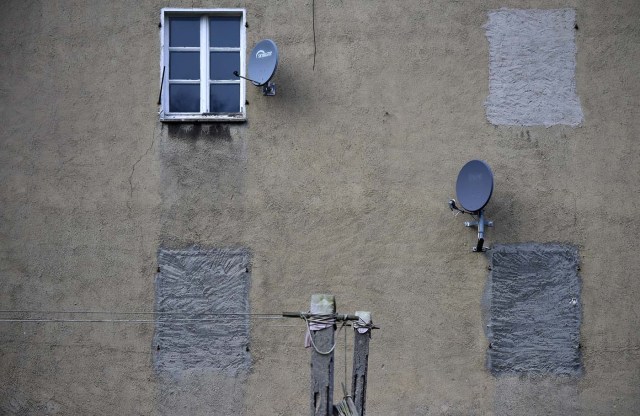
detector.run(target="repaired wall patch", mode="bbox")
[153,247,251,375]
[485,243,581,375]
[485,9,583,127]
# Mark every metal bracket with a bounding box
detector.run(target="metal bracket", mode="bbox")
[472,240,490,252]
[464,221,494,228]
[233,71,276,96]
[262,81,276,96]
[463,210,493,253]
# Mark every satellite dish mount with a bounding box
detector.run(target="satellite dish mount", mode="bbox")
[234,39,279,96]
[449,160,495,252]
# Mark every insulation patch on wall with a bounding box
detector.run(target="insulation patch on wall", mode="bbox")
[485,243,581,375]
[153,247,251,375]
[485,9,583,127]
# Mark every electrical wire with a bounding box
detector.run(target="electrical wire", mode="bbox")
[0,318,300,327]
[303,315,348,355]
[0,311,359,331]
[0,318,274,323]
[0,310,281,317]
[0,310,286,326]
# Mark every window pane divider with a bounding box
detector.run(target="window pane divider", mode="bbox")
[200,16,208,113]
[169,79,201,84]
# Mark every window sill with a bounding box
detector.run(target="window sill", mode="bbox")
[160,113,246,123]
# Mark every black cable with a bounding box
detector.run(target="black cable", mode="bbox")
[312,0,316,70]
[157,66,166,105]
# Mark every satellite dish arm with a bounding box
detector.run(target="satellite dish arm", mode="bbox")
[449,199,478,218]
[233,71,276,96]
[233,71,261,85]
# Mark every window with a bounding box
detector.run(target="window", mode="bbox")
[160,9,246,121]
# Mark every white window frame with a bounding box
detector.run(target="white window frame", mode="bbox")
[160,8,246,122]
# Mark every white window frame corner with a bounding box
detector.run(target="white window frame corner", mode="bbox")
[159,8,246,122]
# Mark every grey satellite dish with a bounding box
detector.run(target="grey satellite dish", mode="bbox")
[456,160,494,213]
[448,160,495,252]
[234,39,278,96]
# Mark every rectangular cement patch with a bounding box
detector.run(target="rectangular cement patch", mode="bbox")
[486,243,581,375]
[153,247,251,375]
[484,9,583,127]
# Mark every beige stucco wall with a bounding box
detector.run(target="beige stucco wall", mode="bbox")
[1,0,639,414]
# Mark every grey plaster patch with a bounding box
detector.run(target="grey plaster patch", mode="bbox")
[485,243,581,375]
[485,9,583,127]
[153,247,251,375]
[156,371,247,416]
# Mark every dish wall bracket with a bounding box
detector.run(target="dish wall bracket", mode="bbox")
[464,209,494,252]
[262,81,276,96]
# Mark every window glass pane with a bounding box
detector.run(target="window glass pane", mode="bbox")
[209,16,241,47]
[169,52,200,79]
[170,84,200,112]
[210,84,240,113]
[169,51,200,80]
[169,17,200,47]
[210,52,240,81]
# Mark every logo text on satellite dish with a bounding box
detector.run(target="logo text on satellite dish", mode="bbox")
[256,50,272,59]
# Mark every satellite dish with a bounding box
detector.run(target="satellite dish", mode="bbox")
[448,160,495,252]
[248,39,278,86]
[234,39,279,96]
[455,160,494,213]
